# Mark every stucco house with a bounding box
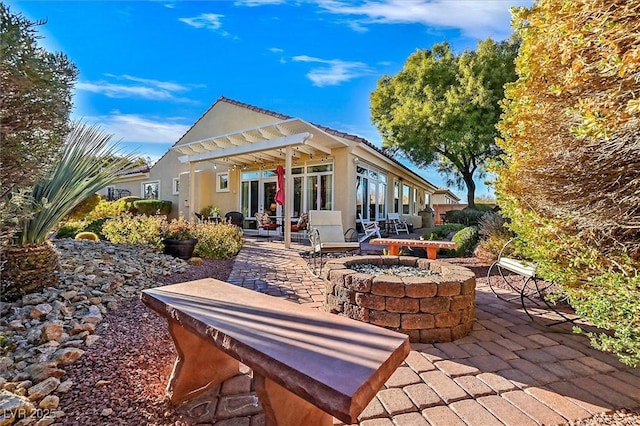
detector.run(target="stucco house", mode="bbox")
[102,97,440,246]
[432,188,461,205]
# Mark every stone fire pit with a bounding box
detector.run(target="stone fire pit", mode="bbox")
[322,256,476,343]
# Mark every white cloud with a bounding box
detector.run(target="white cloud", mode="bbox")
[76,74,196,102]
[179,13,229,36]
[269,47,284,53]
[109,74,189,92]
[292,55,371,87]
[85,113,190,144]
[316,0,527,39]
[234,0,287,6]
[76,82,175,100]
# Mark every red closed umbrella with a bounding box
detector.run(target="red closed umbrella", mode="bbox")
[275,165,285,205]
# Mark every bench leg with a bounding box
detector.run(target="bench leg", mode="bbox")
[254,373,332,426]
[426,247,438,260]
[387,244,401,256]
[167,320,241,404]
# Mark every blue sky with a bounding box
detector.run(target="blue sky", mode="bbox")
[9,0,529,200]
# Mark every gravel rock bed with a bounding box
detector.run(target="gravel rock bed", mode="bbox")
[0,239,214,425]
[349,263,439,277]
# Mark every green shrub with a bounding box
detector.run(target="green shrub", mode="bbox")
[474,204,495,212]
[75,231,99,241]
[133,199,172,216]
[55,220,87,239]
[451,226,479,257]
[446,208,486,226]
[84,198,130,221]
[423,224,465,241]
[114,196,141,214]
[193,222,243,259]
[65,193,102,220]
[102,213,164,249]
[84,217,109,240]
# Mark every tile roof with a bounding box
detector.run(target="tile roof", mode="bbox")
[115,165,150,176]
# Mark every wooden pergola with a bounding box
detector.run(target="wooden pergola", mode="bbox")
[172,119,347,248]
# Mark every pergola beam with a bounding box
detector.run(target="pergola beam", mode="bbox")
[178,133,313,164]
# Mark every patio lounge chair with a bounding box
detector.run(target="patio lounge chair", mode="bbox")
[255,211,280,241]
[224,211,244,228]
[387,212,409,235]
[358,213,381,242]
[307,210,360,276]
[291,212,308,242]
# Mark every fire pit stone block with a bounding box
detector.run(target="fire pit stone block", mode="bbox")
[323,256,476,343]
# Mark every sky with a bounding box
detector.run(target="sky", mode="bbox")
[8,0,530,200]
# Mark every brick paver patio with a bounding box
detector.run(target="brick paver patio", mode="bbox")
[176,238,640,425]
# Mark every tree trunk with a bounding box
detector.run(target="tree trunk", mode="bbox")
[462,173,476,209]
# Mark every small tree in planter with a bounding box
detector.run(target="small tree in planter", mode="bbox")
[200,205,220,219]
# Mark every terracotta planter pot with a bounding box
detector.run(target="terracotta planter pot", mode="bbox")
[162,238,198,260]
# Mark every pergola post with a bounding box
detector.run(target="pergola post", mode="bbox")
[284,146,292,248]
[189,162,196,222]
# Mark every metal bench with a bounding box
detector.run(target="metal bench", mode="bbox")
[141,279,410,425]
[487,238,577,325]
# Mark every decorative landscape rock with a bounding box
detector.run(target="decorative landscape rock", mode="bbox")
[27,377,59,401]
[323,255,476,343]
[0,240,188,424]
[51,348,84,366]
[0,390,35,423]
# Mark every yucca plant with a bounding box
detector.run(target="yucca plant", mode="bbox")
[0,122,136,301]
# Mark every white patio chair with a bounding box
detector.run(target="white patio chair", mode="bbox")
[358,213,381,242]
[308,210,360,276]
[387,212,409,235]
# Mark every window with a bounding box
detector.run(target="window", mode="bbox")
[217,172,229,192]
[402,184,410,214]
[172,178,179,195]
[306,164,333,211]
[394,181,400,213]
[356,164,387,221]
[240,162,334,218]
[142,181,160,200]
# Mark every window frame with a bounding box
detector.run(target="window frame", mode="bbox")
[172,178,180,195]
[216,172,230,193]
[141,180,160,200]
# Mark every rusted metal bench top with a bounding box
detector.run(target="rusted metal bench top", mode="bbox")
[369,238,457,259]
[141,278,410,425]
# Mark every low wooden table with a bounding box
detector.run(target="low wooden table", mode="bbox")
[141,279,410,425]
[369,238,457,259]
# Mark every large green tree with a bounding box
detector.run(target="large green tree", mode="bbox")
[0,3,77,198]
[370,39,518,208]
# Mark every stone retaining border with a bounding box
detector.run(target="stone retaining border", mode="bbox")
[322,255,476,343]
